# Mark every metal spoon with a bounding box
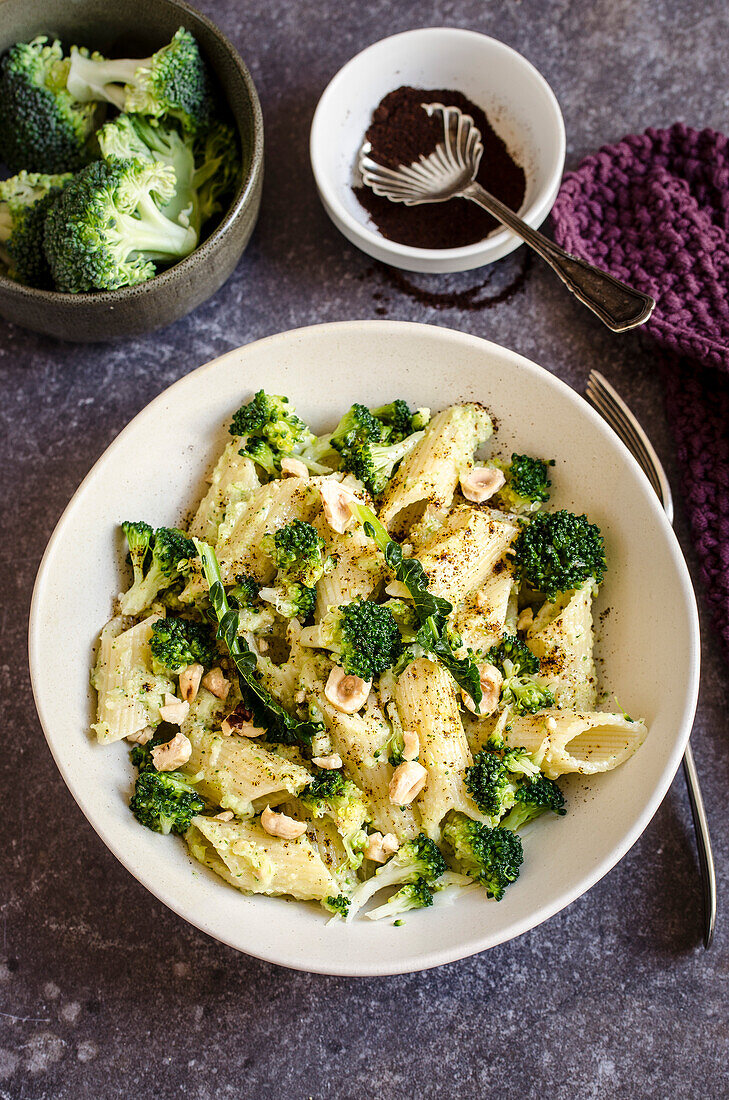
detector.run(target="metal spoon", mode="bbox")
[358,103,656,332]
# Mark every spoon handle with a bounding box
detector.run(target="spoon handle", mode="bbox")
[461,181,655,332]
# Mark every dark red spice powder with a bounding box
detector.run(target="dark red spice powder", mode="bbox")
[355,86,526,250]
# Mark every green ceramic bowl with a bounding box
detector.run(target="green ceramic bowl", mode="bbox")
[0,0,263,341]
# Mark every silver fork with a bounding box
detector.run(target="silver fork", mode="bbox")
[586,369,716,949]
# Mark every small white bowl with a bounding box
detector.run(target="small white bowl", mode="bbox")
[29,321,699,975]
[310,28,566,273]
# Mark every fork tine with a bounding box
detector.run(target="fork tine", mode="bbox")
[587,371,672,518]
[586,379,658,489]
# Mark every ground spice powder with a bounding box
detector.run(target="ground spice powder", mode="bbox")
[355,86,526,250]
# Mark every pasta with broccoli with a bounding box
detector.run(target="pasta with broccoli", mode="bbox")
[90,391,648,923]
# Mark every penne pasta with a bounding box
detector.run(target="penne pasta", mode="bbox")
[378,403,493,534]
[394,658,483,839]
[187,816,341,901]
[187,439,260,544]
[527,582,597,710]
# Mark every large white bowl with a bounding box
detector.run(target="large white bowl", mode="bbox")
[29,321,699,975]
[310,28,566,273]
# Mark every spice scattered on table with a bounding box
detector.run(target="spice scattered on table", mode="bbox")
[355,86,526,250]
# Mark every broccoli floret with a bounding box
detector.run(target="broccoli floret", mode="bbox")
[96,112,198,229]
[0,37,100,173]
[465,749,515,818]
[371,400,430,442]
[313,600,405,680]
[345,433,426,495]
[465,734,541,823]
[348,833,446,919]
[495,453,555,514]
[150,616,216,672]
[486,634,555,715]
[66,28,214,134]
[259,581,316,621]
[322,894,351,919]
[130,769,204,835]
[501,776,567,832]
[512,510,606,598]
[338,600,403,681]
[44,158,198,293]
[329,402,423,494]
[119,523,195,616]
[121,518,153,584]
[229,573,260,609]
[300,772,369,866]
[330,403,382,454]
[263,520,327,585]
[0,171,73,286]
[381,599,419,639]
[193,120,240,225]
[442,814,523,900]
[366,878,434,921]
[129,725,172,772]
[509,454,554,503]
[230,390,315,472]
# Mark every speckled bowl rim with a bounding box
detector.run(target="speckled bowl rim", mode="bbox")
[310,28,566,268]
[0,0,263,307]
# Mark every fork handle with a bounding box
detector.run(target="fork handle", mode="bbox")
[461,181,655,333]
[682,741,717,948]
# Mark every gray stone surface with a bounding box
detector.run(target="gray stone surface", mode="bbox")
[2,0,728,1095]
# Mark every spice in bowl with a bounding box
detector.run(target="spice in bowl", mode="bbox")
[354,86,526,250]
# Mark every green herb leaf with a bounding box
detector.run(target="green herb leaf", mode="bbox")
[195,540,322,748]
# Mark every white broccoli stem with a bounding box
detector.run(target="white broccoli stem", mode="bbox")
[118,193,197,260]
[0,208,12,245]
[66,50,153,108]
[345,860,412,923]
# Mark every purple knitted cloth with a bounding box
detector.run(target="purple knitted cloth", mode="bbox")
[551,123,729,656]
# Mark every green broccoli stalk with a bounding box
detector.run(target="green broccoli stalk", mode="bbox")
[321,894,350,919]
[129,769,205,835]
[314,600,404,681]
[442,814,524,900]
[300,771,370,866]
[512,510,607,598]
[149,616,216,673]
[66,28,215,134]
[44,158,198,293]
[494,453,555,514]
[371,400,430,442]
[365,878,434,921]
[96,112,198,229]
[486,634,555,715]
[230,390,317,473]
[119,523,196,616]
[347,833,446,921]
[501,776,566,831]
[0,37,101,173]
[0,171,73,287]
